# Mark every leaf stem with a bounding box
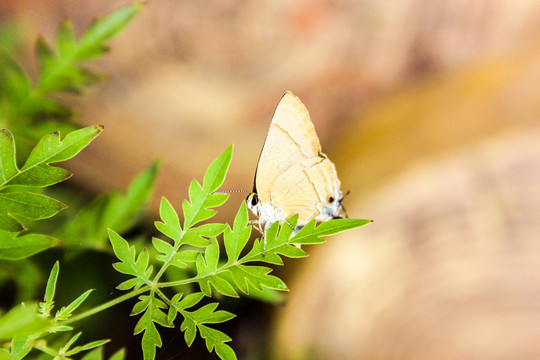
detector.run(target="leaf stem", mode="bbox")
[62,285,150,325]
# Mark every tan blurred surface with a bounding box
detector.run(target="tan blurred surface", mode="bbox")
[273,45,540,359]
[275,126,540,359]
[2,0,540,358]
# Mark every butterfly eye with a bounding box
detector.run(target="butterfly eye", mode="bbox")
[327,195,335,204]
[250,194,259,206]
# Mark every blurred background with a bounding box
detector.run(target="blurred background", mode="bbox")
[1,0,540,359]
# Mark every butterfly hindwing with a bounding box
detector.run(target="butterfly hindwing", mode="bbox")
[270,155,341,224]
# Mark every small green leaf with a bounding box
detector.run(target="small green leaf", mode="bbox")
[0,349,10,360]
[0,230,59,259]
[131,295,150,316]
[227,265,287,294]
[0,130,18,183]
[182,146,232,229]
[155,197,182,242]
[170,250,199,268]
[190,303,235,324]
[0,126,102,200]
[241,218,306,265]
[189,223,227,238]
[0,191,66,231]
[182,318,197,347]
[167,293,183,324]
[181,231,212,248]
[133,295,171,360]
[177,292,204,310]
[152,237,173,258]
[61,332,83,352]
[108,348,126,360]
[44,261,59,303]
[0,302,49,340]
[39,261,59,317]
[80,347,103,360]
[77,3,144,61]
[195,239,238,298]
[108,229,151,289]
[23,125,103,169]
[55,289,93,321]
[68,339,109,356]
[10,336,32,360]
[198,325,236,360]
[224,203,251,265]
[36,36,56,78]
[56,20,77,58]
[202,144,233,193]
[0,49,31,103]
[292,218,373,245]
[117,277,140,291]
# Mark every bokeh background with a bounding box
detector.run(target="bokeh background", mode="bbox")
[2,0,540,359]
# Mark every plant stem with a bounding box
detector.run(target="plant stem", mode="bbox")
[62,285,150,325]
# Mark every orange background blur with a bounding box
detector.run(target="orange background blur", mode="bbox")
[2,0,540,359]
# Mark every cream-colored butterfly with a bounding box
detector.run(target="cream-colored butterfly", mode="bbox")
[247,91,345,240]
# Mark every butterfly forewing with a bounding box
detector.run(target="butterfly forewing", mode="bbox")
[255,91,322,201]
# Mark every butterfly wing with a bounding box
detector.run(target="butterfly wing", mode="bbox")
[254,91,322,202]
[270,155,342,225]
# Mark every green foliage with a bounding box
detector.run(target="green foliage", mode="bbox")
[0,2,143,139]
[0,303,48,340]
[0,126,102,259]
[0,142,371,359]
[55,159,159,250]
[105,146,372,360]
[0,3,372,359]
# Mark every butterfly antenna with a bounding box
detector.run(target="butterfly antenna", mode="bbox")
[341,190,351,218]
[212,190,251,194]
[341,203,349,218]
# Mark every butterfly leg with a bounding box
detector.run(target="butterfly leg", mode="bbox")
[292,225,303,248]
[262,222,273,256]
[248,220,268,256]
[248,220,263,234]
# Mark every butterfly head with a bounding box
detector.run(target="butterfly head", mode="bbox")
[319,189,349,220]
[246,192,261,217]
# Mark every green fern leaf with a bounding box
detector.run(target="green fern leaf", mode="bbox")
[227,265,287,294]
[38,3,143,93]
[0,230,59,259]
[38,261,59,317]
[55,289,93,321]
[0,302,48,340]
[182,145,232,229]
[196,238,238,297]
[109,229,152,290]
[133,295,171,360]
[223,202,251,265]
[0,49,31,105]
[155,197,183,242]
[178,301,235,359]
[198,325,237,360]
[292,218,373,245]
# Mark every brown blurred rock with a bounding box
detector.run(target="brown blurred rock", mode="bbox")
[272,47,540,359]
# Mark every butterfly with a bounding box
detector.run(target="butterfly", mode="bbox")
[246,91,345,244]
